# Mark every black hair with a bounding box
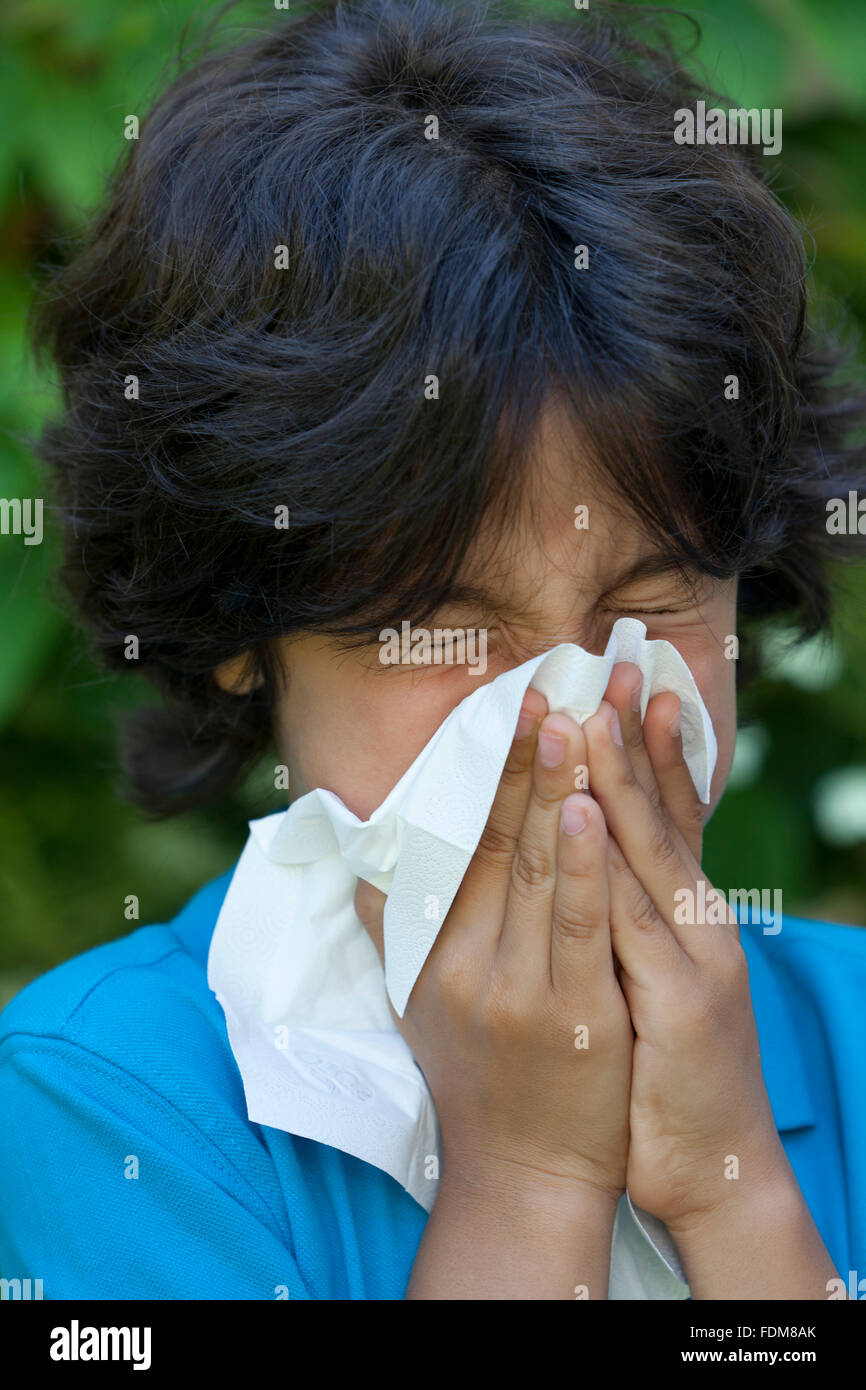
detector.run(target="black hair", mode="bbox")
[28,0,866,814]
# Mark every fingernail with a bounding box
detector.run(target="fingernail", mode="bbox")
[562,799,587,835]
[609,709,623,747]
[538,730,566,767]
[630,677,642,713]
[669,708,681,738]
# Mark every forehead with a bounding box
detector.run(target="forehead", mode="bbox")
[455,400,680,611]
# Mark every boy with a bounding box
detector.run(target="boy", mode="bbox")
[2,0,865,1298]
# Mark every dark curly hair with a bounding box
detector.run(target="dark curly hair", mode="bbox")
[27,0,866,815]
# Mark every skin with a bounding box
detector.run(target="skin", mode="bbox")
[215,400,840,1298]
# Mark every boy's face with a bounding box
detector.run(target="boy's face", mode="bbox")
[227,406,738,822]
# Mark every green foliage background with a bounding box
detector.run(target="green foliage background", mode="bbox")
[1,0,865,1006]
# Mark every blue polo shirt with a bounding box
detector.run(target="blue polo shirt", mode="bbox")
[0,869,864,1299]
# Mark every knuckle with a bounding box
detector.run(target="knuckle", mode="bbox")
[533,783,566,811]
[629,885,661,933]
[475,819,516,869]
[499,750,532,786]
[478,968,534,1037]
[643,779,665,818]
[681,794,704,834]
[432,943,475,1004]
[675,800,705,853]
[551,899,600,943]
[531,764,570,807]
[511,840,555,895]
[648,822,680,872]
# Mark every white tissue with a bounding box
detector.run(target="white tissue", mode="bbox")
[208,617,713,1299]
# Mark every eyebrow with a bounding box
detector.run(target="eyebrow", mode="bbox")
[601,554,697,590]
[441,556,697,619]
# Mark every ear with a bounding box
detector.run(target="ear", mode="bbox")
[212,652,262,695]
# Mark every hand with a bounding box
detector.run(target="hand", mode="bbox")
[582,662,785,1236]
[354,690,633,1205]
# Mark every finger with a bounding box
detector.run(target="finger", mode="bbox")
[450,686,549,951]
[606,835,686,998]
[470,686,549,882]
[601,660,657,800]
[642,691,705,863]
[497,708,587,982]
[548,792,618,998]
[583,699,718,957]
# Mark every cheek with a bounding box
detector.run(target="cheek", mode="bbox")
[279,666,475,821]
